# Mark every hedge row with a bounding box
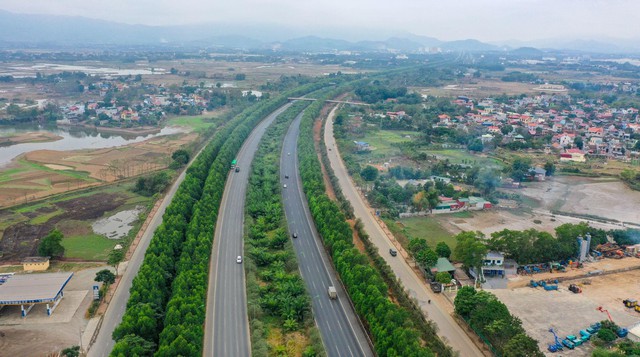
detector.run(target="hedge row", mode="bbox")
[297,95,440,356]
[243,101,325,356]
[110,80,333,356]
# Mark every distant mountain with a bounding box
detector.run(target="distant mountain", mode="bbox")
[510,47,545,56]
[440,39,500,52]
[0,10,637,54]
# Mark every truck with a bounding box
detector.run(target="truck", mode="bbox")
[231,159,237,170]
[328,286,337,299]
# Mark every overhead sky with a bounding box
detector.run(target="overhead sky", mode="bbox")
[0,0,637,42]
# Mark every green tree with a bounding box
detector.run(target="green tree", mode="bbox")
[360,165,379,181]
[509,157,532,182]
[61,346,80,357]
[574,136,584,149]
[501,124,514,135]
[416,248,438,268]
[111,334,156,357]
[108,249,124,275]
[597,328,618,342]
[235,73,246,80]
[502,333,544,357]
[544,161,556,176]
[435,242,452,258]
[474,168,500,195]
[95,269,116,285]
[171,149,190,167]
[38,229,65,258]
[454,286,477,318]
[453,231,487,282]
[408,238,429,256]
[435,271,452,284]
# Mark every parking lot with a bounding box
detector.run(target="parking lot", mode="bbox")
[492,269,640,355]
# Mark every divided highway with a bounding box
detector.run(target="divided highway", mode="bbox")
[324,106,485,357]
[281,111,373,357]
[203,103,292,357]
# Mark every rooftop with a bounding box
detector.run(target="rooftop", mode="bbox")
[22,256,50,263]
[0,272,73,305]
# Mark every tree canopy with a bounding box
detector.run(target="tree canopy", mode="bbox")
[38,229,65,258]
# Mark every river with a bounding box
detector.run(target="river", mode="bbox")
[0,125,184,168]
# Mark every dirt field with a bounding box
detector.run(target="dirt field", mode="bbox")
[519,176,640,225]
[414,79,541,98]
[0,191,130,262]
[491,260,640,355]
[0,266,109,357]
[0,131,196,208]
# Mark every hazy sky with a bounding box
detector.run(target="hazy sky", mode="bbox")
[0,0,637,42]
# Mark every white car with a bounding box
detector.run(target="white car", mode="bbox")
[236,256,242,264]
[283,184,287,188]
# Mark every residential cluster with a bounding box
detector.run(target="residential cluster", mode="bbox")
[436,92,640,161]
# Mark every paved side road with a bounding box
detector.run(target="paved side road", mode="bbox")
[281,111,373,357]
[88,159,194,357]
[323,106,485,357]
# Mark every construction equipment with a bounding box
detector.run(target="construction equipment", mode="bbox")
[547,328,564,353]
[597,242,625,259]
[624,299,638,308]
[562,338,575,349]
[569,284,582,293]
[586,322,601,335]
[597,306,629,337]
[566,335,583,346]
[635,305,640,313]
[579,330,591,342]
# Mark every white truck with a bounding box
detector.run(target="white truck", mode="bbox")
[328,286,337,299]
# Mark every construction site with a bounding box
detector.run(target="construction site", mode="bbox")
[489,238,640,355]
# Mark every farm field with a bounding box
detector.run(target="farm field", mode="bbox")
[0,181,153,263]
[0,130,197,208]
[391,216,456,249]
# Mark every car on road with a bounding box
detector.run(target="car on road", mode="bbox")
[287,152,290,156]
[283,184,287,188]
[389,248,398,257]
[236,256,242,264]
[235,167,240,172]
[292,232,298,239]
[285,174,289,179]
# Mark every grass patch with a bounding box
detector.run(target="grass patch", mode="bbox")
[0,265,23,273]
[423,149,503,169]
[29,208,65,225]
[19,158,95,181]
[168,115,218,133]
[397,216,456,248]
[61,234,118,261]
[49,261,106,272]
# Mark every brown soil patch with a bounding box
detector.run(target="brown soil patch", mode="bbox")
[0,131,62,147]
[0,193,126,262]
[347,219,367,255]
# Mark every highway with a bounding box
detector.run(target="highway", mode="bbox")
[203,103,292,357]
[280,111,373,357]
[324,106,485,357]
[88,151,198,357]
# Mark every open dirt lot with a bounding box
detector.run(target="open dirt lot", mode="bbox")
[414,79,541,98]
[519,176,640,225]
[0,132,62,146]
[0,266,108,357]
[435,175,639,238]
[492,265,640,356]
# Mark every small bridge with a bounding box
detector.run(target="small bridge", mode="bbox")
[288,98,370,106]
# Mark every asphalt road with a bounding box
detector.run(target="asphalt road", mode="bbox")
[88,153,197,357]
[203,103,293,357]
[324,106,485,357]
[280,111,373,357]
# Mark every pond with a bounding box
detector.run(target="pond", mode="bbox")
[92,206,145,240]
[0,125,184,167]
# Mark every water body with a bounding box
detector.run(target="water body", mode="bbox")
[92,206,145,240]
[0,125,184,168]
